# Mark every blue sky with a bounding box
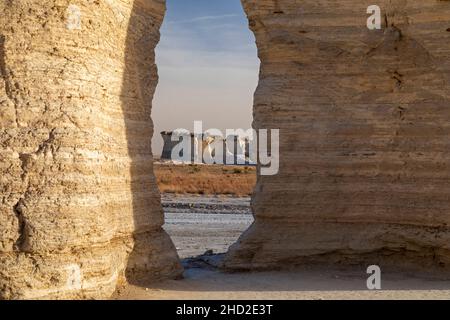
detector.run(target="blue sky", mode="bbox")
[152,0,259,153]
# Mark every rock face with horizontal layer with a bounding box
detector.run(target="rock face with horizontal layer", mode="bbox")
[0,0,181,299]
[224,0,450,273]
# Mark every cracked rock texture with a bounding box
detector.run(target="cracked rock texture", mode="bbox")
[0,0,181,299]
[224,0,450,273]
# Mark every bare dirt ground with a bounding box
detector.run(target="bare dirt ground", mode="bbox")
[116,265,450,300]
[114,194,450,300]
[162,193,253,258]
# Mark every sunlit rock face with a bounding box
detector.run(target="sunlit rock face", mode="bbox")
[224,0,450,273]
[0,0,181,299]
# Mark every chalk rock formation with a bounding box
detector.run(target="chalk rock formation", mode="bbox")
[225,0,450,272]
[160,131,253,165]
[0,0,181,299]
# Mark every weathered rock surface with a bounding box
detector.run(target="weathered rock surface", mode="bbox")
[0,0,181,299]
[224,0,450,273]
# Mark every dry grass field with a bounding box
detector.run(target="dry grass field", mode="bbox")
[154,162,256,196]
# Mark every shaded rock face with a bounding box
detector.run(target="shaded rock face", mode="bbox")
[224,0,450,272]
[0,0,181,299]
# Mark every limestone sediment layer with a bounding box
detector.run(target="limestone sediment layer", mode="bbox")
[0,0,181,299]
[224,0,450,273]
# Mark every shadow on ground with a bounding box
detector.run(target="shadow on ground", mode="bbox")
[113,253,450,299]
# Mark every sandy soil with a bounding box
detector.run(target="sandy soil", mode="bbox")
[114,195,450,300]
[162,194,253,258]
[115,266,450,300]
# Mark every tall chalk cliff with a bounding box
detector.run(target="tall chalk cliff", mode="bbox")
[225,0,450,272]
[0,0,181,299]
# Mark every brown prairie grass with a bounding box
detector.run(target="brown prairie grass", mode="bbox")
[154,163,256,196]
